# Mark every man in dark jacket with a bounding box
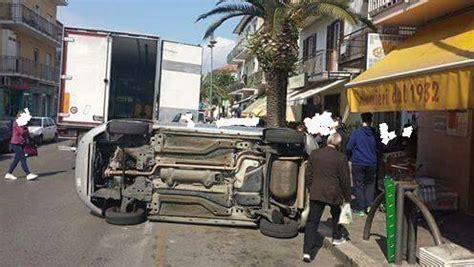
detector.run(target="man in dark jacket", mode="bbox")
[346,112,380,217]
[303,133,351,262]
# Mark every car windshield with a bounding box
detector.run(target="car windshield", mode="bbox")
[29,119,42,127]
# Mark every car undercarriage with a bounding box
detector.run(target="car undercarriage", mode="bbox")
[76,120,309,238]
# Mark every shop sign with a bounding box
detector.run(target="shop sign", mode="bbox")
[288,73,306,90]
[348,67,473,112]
[432,114,447,133]
[447,111,469,137]
[366,33,405,69]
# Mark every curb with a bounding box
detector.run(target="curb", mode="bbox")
[323,237,383,267]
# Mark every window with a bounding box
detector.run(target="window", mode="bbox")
[45,53,52,66]
[33,48,39,64]
[29,118,42,127]
[303,33,318,60]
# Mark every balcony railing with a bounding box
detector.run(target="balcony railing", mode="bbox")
[247,70,265,86]
[297,49,338,77]
[0,3,63,43]
[0,56,60,84]
[339,27,372,64]
[369,0,404,16]
[226,38,248,63]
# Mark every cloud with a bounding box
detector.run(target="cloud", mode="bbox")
[201,36,237,73]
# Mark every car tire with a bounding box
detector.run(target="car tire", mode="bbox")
[36,135,43,146]
[107,120,150,135]
[104,207,147,225]
[53,133,59,143]
[259,218,299,239]
[263,128,304,144]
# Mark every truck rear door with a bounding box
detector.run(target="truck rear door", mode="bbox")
[59,30,112,126]
[158,41,203,122]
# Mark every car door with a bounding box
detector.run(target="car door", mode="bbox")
[49,118,57,140]
[44,118,53,141]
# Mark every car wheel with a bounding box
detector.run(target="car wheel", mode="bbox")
[104,207,146,225]
[36,135,43,146]
[107,120,150,135]
[259,218,299,239]
[53,133,59,143]
[263,128,304,144]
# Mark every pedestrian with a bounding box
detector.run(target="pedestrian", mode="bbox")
[4,112,38,181]
[303,133,351,263]
[297,123,318,155]
[345,112,380,217]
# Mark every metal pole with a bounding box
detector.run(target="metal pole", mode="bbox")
[363,192,385,240]
[407,194,417,264]
[395,184,405,265]
[208,35,216,120]
[405,191,443,246]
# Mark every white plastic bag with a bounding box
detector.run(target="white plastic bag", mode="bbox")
[338,203,353,225]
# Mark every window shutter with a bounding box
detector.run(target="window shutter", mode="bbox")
[312,33,318,56]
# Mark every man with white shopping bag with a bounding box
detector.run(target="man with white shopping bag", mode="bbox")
[303,133,352,263]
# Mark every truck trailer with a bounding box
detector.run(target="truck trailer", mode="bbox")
[57,27,203,139]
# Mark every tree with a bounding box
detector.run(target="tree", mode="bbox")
[201,69,237,105]
[197,0,370,127]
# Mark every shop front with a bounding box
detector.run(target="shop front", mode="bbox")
[346,10,474,214]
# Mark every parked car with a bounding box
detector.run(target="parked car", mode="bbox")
[0,119,12,153]
[76,120,310,238]
[28,117,58,145]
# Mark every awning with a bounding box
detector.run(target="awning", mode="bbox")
[346,10,474,112]
[229,88,259,95]
[288,79,347,106]
[242,96,266,117]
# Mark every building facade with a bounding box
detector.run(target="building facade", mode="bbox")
[0,0,66,118]
[226,16,266,115]
[348,0,474,214]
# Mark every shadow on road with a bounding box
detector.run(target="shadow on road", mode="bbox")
[0,153,13,161]
[37,170,68,177]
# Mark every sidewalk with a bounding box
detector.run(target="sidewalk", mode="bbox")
[317,209,474,266]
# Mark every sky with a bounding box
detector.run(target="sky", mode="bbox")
[57,0,240,72]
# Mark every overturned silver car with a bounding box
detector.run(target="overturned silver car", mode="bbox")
[76,120,309,238]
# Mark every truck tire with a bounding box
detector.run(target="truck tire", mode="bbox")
[104,207,146,225]
[259,218,299,239]
[263,128,304,144]
[107,120,150,135]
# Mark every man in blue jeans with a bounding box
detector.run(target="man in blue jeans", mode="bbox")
[346,113,381,217]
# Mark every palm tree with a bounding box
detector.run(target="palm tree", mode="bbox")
[197,0,370,127]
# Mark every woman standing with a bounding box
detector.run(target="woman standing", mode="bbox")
[4,113,38,181]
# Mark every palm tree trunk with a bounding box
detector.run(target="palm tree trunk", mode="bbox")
[265,69,288,128]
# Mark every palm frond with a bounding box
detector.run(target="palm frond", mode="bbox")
[304,0,357,25]
[196,3,263,22]
[203,13,252,39]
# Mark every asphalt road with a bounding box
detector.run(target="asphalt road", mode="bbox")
[0,141,340,267]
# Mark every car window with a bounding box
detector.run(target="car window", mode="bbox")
[50,119,56,126]
[29,118,42,127]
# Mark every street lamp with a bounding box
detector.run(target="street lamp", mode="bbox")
[208,34,217,119]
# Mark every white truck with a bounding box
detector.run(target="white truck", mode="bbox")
[57,27,203,139]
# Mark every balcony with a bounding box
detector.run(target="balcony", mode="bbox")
[296,50,350,82]
[369,0,474,26]
[0,3,63,44]
[247,70,265,87]
[226,38,251,64]
[0,56,60,85]
[339,28,372,68]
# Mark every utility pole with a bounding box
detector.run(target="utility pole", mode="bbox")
[208,34,217,120]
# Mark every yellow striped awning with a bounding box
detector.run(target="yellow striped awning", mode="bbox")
[347,10,474,112]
